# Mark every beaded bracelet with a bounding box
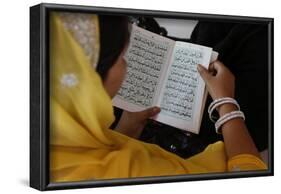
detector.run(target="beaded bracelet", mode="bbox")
[215,110,245,134]
[208,97,240,122]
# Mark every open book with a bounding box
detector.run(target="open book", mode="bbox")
[113,25,218,134]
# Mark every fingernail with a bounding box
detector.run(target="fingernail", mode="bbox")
[153,107,161,113]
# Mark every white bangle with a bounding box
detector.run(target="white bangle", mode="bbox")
[215,110,245,134]
[208,97,240,122]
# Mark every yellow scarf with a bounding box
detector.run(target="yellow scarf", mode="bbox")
[49,12,265,183]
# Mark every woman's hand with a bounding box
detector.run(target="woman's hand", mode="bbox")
[114,107,161,139]
[198,61,261,159]
[197,60,235,100]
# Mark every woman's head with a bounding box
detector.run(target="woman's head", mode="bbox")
[96,15,130,98]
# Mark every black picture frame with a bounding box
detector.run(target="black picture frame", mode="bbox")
[30,3,274,191]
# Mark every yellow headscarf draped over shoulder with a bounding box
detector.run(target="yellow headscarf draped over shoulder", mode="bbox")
[49,12,266,183]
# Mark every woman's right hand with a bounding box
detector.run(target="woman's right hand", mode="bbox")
[197,60,235,100]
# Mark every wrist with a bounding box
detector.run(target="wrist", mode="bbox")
[218,103,238,117]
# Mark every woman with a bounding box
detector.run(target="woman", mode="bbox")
[50,12,266,182]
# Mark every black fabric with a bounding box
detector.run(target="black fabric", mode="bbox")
[96,15,129,80]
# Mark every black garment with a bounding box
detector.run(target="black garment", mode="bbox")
[191,22,269,152]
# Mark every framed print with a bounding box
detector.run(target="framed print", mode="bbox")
[30,3,273,191]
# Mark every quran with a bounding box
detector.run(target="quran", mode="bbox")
[113,25,218,134]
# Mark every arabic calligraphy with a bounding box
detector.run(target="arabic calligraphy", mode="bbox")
[160,46,204,120]
[117,27,171,107]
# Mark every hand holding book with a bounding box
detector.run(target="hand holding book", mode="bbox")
[114,106,161,139]
[197,60,235,100]
[197,61,261,159]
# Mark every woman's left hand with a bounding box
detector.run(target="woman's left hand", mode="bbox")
[114,107,161,139]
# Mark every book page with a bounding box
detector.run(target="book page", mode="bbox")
[154,42,212,133]
[113,25,175,112]
[197,51,219,131]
